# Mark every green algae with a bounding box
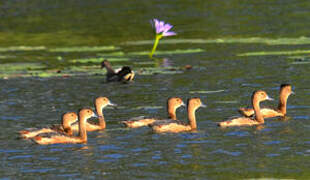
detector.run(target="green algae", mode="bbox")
[0,63,46,71]
[0,55,16,59]
[48,46,118,52]
[0,46,46,52]
[124,37,310,46]
[128,49,205,56]
[97,51,126,57]
[69,57,129,63]
[238,49,310,56]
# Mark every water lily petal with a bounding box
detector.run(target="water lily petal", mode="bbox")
[153,19,161,34]
[159,21,165,33]
[163,23,173,33]
[163,31,177,36]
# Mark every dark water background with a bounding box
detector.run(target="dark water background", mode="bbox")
[0,0,309,179]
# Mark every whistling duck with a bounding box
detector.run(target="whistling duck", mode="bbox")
[238,84,294,118]
[150,97,206,133]
[219,90,273,127]
[33,108,96,145]
[19,112,78,139]
[70,97,116,132]
[121,97,185,128]
[101,60,134,82]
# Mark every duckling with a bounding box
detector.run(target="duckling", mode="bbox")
[219,90,273,127]
[19,112,78,139]
[70,97,116,132]
[238,84,294,118]
[150,98,206,133]
[101,60,135,82]
[33,108,96,145]
[121,97,185,128]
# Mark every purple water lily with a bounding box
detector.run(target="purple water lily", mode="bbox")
[153,19,176,37]
[149,19,176,58]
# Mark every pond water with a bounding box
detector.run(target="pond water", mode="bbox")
[1,0,310,179]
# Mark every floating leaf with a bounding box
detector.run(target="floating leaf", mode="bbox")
[49,46,119,52]
[128,49,205,56]
[238,49,310,57]
[0,63,46,71]
[123,37,310,46]
[69,57,129,63]
[0,55,15,59]
[0,46,46,52]
[97,51,125,57]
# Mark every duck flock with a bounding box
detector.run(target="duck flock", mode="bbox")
[19,60,294,145]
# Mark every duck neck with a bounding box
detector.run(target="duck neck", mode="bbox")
[104,63,116,75]
[187,106,197,129]
[278,92,289,115]
[96,106,106,128]
[167,106,177,120]
[252,98,264,123]
[78,115,87,142]
[62,119,72,135]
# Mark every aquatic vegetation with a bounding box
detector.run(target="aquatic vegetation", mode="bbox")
[97,51,125,57]
[288,56,310,64]
[149,19,176,58]
[129,49,204,56]
[238,49,310,56]
[0,63,46,71]
[0,55,16,59]
[0,46,46,52]
[124,37,310,46]
[69,57,129,63]
[48,46,118,52]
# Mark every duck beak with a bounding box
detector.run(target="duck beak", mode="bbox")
[200,103,207,108]
[108,101,118,109]
[266,96,274,101]
[181,102,186,107]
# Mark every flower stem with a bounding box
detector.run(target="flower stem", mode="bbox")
[149,34,162,58]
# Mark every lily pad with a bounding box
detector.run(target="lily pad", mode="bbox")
[67,65,105,74]
[238,49,310,57]
[0,63,46,71]
[123,37,310,46]
[0,46,46,52]
[69,57,129,63]
[128,49,205,56]
[97,51,125,57]
[48,46,119,52]
[0,55,16,59]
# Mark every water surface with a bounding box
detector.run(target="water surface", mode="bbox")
[1,0,310,179]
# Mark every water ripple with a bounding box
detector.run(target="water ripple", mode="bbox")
[263,140,282,145]
[266,153,280,157]
[99,144,120,151]
[225,131,250,137]
[211,149,242,156]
